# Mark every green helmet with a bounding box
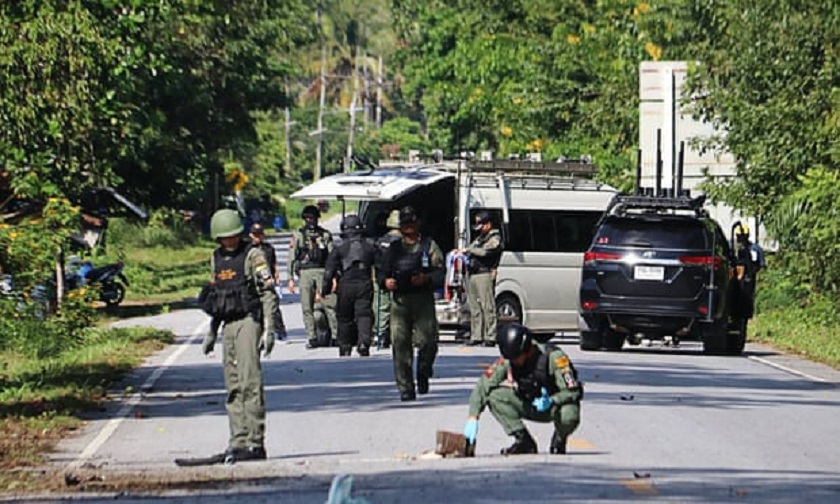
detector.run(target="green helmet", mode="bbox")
[210,209,244,239]
[386,209,400,229]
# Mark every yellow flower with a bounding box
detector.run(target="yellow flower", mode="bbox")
[500,126,513,138]
[645,42,663,61]
[0,223,9,230]
[512,97,522,105]
[567,34,581,45]
[583,23,596,34]
[8,231,19,241]
[526,139,545,152]
[635,2,651,15]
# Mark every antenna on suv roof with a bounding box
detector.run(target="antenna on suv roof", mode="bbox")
[675,141,685,197]
[655,129,663,197]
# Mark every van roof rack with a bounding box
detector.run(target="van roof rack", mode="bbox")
[462,159,597,176]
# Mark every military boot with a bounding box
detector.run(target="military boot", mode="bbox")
[550,430,567,455]
[500,429,537,455]
[338,346,352,357]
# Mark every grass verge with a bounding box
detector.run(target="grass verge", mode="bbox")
[750,308,840,369]
[0,326,173,492]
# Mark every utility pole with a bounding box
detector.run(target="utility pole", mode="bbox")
[345,48,359,172]
[362,53,370,126]
[376,55,383,129]
[314,7,327,181]
[284,79,295,181]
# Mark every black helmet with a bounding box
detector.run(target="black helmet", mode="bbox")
[340,214,363,232]
[302,205,320,219]
[473,210,491,231]
[399,206,419,226]
[497,323,533,360]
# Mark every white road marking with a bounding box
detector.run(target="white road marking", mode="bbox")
[748,355,829,383]
[65,320,210,471]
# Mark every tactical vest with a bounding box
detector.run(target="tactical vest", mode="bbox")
[470,229,502,274]
[210,243,261,321]
[512,346,582,402]
[392,236,432,294]
[340,237,375,275]
[296,226,329,269]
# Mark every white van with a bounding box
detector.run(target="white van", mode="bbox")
[292,157,617,336]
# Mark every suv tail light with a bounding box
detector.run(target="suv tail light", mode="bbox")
[584,251,622,264]
[581,300,598,311]
[679,255,722,268]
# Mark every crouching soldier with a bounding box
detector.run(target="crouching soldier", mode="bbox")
[463,323,583,455]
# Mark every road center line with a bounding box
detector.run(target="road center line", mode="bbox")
[747,355,828,383]
[65,320,209,472]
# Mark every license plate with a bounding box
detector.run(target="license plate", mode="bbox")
[634,265,665,281]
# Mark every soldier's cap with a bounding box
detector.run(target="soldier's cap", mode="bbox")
[473,210,491,230]
[249,222,265,235]
[399,206,420,226]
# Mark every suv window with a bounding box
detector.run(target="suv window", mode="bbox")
[595,217,708,249]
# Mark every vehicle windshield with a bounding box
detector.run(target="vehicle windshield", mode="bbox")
[595,217,708,249]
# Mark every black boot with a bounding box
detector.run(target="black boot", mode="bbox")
[338,346,352,357]
[500,429,537,455]
[417,375,429,395]
[306,339,319,349]
[550,430,567,455]
[357,346,370,357]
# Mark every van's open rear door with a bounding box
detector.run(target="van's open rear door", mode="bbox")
[291,168,453,202]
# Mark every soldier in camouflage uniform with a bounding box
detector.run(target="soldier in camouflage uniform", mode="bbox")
[201,209,277,462]
[463,324,583,455]
[379,206,445,401]
[288,205,338,348]
[462,210,503,346]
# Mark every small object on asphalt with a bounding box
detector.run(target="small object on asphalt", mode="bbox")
[620,394,635,401]
[326,474,370,504]
[633,471,651,478]
[435,430,473,458]
[174,452,227,467]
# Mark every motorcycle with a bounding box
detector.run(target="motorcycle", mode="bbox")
[84,261,129,307]
[68,259,129,307]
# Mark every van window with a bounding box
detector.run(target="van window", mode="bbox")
[470,208,602,253]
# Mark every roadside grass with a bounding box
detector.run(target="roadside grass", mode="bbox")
[750,308,840,369]
[103,243,214,308]
[0,327,173,492]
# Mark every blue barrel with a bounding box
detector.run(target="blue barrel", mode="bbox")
[273,215,285,230]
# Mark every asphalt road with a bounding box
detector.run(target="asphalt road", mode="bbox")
[21,223,840,503]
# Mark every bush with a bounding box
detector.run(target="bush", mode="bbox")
[107,209,199,249]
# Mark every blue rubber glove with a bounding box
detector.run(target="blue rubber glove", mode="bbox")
[532,387,553,412]
[463,418,479,443]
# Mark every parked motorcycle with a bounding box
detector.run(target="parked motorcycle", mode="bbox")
[68,258,129,307]
[83,261,129,307]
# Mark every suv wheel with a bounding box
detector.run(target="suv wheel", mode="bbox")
[603,330,625,351]
[701,318,728,355]
[580,330,602,351]
[726,317,747,355]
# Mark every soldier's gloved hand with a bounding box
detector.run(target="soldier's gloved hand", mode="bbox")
[259,329,275,357]
[532,387,553,412]
[202,331,217,355]
[463,417,479,443]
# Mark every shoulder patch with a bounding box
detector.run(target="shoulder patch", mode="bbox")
[484,357,505,378]
[554,355,570,369]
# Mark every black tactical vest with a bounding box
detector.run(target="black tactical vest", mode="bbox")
[470,229,503,274]
[392,236,432,294]
[211,243,260,321]
[512,347,582,401]
[296,226,329,269]
[340,237,375,275]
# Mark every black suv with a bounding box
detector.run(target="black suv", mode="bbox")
[578,194,748,355]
